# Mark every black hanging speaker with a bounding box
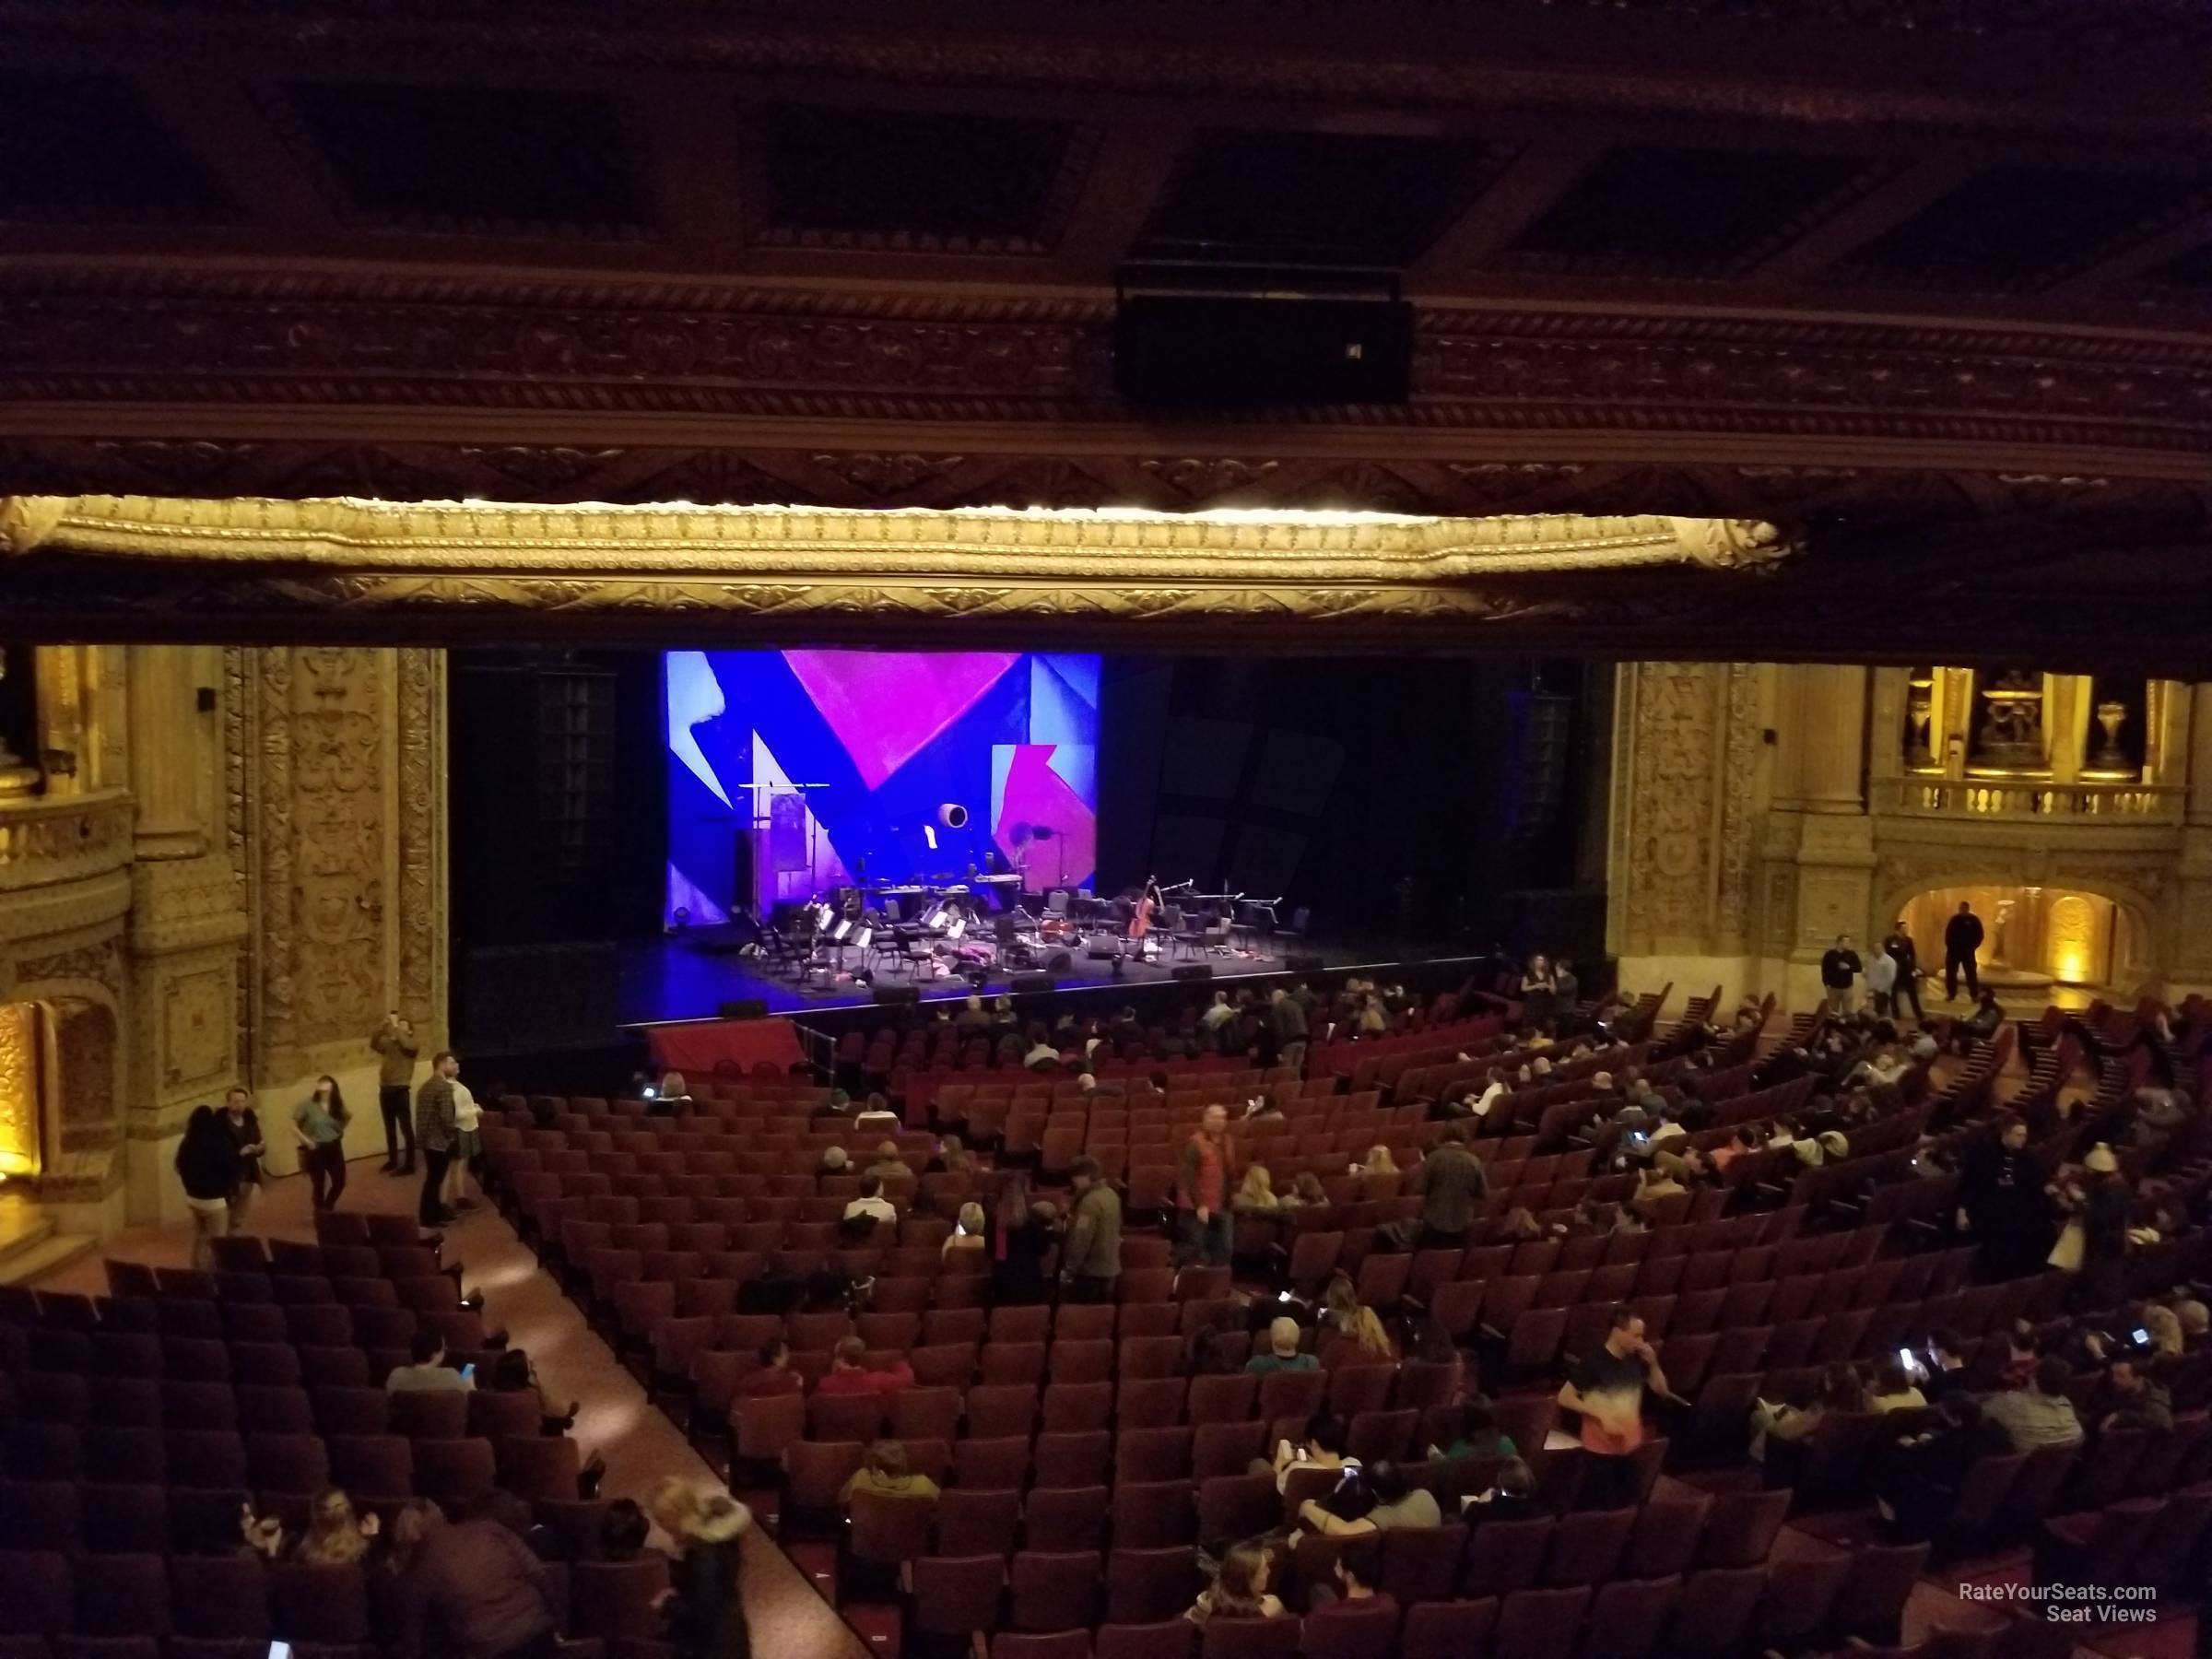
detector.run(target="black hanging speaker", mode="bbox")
[1115,268,1413,408]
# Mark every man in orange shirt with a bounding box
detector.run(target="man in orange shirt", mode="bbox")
[814,1335,915,1396]
[1176,1101,1235,1268]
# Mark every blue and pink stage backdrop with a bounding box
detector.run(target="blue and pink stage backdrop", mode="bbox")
[664,650,1100,926]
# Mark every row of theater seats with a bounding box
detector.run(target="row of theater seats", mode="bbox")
[0,1547,696,1659]
[0,1220,619,1659]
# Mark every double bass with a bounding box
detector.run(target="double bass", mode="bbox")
[1128,877,1162,942]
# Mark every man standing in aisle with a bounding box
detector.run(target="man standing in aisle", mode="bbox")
[1175,1102,1235,1268]
[1882,920,1924,1023]
[1945,901,1985,1002]
[415,1050,461,1230]
[1060,1157,1123,1303]
[372,1010,419,1175]
[1819,935,1862,1018]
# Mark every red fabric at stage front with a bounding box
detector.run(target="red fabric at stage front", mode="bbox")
[646,1017,805,1077]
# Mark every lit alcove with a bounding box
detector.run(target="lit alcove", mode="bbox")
[1900,884,2149,1001]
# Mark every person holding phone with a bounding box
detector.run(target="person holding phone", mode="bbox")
[371,1011,419,1175]
[1560,1310,1672,1503]
[385,1329,476,1394]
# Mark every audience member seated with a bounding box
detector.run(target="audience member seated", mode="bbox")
[818,1146,849,1175]
[841,1439,941,1507]
[388,1328,476,1394]
[1245,1316,1318,1375]
[1187,1542,1287,1625]
[1330,1302,1395,1364]
[1310,1538,1394,1619]
[390,1492,563,1659]
[1430,1398,1517,1463]
[1460,1456,1537,1521]
[489,1346,578,1433]
[1983,1356,2086,1449]
[842,1174,898,1229]
[292,1485,381,1566]
[942,1201,987,1259]
[1233,1163,1282,1212]
[817,1335,915,1396]
[861,1140,906,1183]
[1749,1365,1864,1465]
[2088,1358,2174,1433]
[600,1499,652,1562]
[1294,1467,1381,1539]
[1875,1395,2008,1540]
[934,1134,975,1176]
[742,1339,804,1397]
[1363,1459,1442,1529]
[1264,1411,1358,1491]
[1351,1144,1397,1177]
[1866,1359,1928,1413]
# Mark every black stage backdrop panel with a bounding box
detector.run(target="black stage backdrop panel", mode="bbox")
[450,648,665,1043]
[1096,656,1603,947]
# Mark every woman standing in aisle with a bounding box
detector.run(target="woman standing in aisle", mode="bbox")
[175,1105,240,1271]
[294,1074,351,1211]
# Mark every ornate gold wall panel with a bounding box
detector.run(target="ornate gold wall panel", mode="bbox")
[1609,662,1767,959]
[0,1001,42,1177]
[245,643,446,1087]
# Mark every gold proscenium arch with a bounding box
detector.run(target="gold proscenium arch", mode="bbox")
[0,494,1793,652]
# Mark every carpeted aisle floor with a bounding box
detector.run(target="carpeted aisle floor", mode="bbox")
[36,1152,867,1659]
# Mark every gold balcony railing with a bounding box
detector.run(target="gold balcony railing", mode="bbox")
[0,791,135,891]
[1876,778,2184,823]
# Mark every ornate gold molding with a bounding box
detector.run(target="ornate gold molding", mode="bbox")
[13,494,1794,582]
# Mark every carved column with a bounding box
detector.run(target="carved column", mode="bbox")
[128,646,211,862]
[1768,665,1877,1006]
[122,644,250,1223]
[2170,684,2212,993]
[244,647,446,1164]
[1608,662,1770,996]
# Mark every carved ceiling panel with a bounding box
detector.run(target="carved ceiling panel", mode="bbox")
[265,82,656,240]
[1834,167,2212,294]
[1496,146,1893,277]
[756,105,1095,255]
[1136,131,1513,268]
[0,71,236,228]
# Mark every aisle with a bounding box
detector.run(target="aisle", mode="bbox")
[37,1152,866,1659]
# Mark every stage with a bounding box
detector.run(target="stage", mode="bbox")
[613,928,1480,1027]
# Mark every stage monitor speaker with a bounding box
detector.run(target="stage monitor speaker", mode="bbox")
[1012,972,1058,995]
[1171,963,1213,982]
[1286,952,1326,973]
[1115,290,1413,407]
[873,985,922,1007]
[718,999,770,1022]
[1044,949,1074,973]
[1086,945,1120,961]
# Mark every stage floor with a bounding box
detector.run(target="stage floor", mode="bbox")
[615,931,1477,1026]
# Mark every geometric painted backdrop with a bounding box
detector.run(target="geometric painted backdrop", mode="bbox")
[664,649,1098,926]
